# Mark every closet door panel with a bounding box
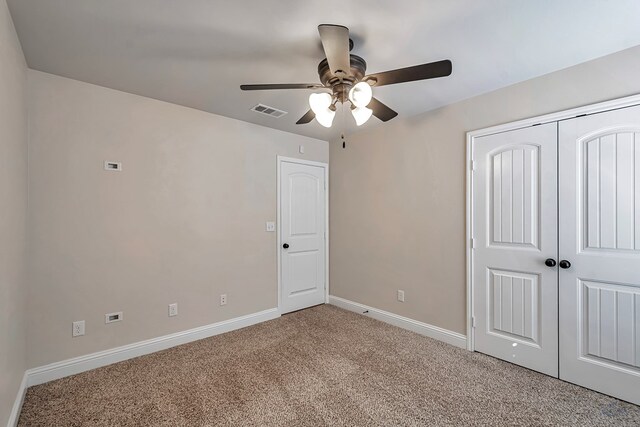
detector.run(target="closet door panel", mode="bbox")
[559,105,640,406]
[472,123,558,377]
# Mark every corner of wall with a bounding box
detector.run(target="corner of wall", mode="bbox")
[0,0,29,425]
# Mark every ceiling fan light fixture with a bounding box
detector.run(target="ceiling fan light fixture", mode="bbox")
[316,109,336,127]
[309,92,335,127]
[351,106,373,126]
[348,81,373,108]
[309,92,332,112]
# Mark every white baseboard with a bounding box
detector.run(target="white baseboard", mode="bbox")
[7,372,28,427]
[329,296,467,349]
[15,299,464,423]
[26,308,280,387]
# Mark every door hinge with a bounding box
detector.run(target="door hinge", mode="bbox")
[470,237,476,249]
[469,160,476,171]
[472,317,476,328]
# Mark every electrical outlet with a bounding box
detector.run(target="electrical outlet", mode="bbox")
[265,221,276,232]
[220,294,227,306]
[168,303,178,317]
[72,320,85,337]
[397,290,405,302]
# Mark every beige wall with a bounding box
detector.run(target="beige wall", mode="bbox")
[329,45,640,335]
[0,0,27,424]
[27,70,328,368]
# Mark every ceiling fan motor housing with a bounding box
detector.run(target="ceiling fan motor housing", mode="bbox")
[318,54,367,103]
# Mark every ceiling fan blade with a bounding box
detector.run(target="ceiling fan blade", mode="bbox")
[240,83,324,91]
[318,24,351,76]
[367,60,452,87]
[369,97,398,122]
[296,109,316,125]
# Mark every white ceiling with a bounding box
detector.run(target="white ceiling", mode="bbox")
[8,0,640,141]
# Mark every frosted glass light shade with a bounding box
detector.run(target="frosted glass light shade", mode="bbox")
[315,109,335,127]
[348,82,373,108]
[351,106,372,126]
[309,93,335,127]
[309,92,332,112]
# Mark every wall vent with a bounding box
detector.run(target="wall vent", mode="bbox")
[251,104,287,118]
[105,311,123,324]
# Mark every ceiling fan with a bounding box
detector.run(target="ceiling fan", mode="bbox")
[240,24,452,128]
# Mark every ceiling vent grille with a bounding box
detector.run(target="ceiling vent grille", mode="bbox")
[251,104,288,118]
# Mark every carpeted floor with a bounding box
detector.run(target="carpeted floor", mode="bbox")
[19,305,640,426]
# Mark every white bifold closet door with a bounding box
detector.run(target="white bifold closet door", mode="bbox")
[559,105,640,405]
[472,123,559,377]
[472,105,640,405]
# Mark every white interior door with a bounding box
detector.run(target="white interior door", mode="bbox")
[559,105,640,405]
[279,159,326,314]
[472,123,559,376]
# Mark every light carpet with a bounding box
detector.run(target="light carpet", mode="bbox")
[18,304,640,426]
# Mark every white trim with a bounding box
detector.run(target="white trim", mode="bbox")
[466,126,475,352]
[277,156,330,314]
[277,156,328,169]
[466,93,640,139]
[329,296,467,349]
[465,92,640,352]
[7,372,28,427]
[25,308,280,387]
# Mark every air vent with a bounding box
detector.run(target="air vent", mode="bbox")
[251,104,288,118]
[105,311,123,324]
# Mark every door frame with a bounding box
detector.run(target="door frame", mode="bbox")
[466,93,640,352]
[277,155,329,314]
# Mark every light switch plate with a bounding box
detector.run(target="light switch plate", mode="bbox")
[265,221,276,232]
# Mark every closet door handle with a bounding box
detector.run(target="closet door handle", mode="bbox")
[544,258,556,267]
[559,260,571,269]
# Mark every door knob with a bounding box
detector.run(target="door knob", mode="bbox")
[544,258,557,267]
[282,243,289,249]
[559,260,571,269]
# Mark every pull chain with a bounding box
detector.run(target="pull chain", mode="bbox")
[341,102,346,149]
